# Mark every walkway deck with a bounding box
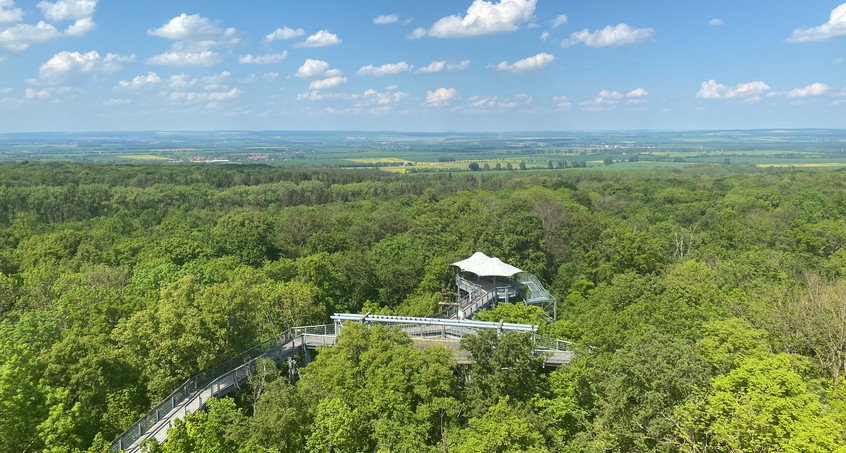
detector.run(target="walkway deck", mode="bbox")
[110,315,573,453]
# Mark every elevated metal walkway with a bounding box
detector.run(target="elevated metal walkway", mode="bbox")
[111,314,573,453]
[449,273,557,320]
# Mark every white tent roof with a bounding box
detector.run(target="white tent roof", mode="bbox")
[452,252,523,277]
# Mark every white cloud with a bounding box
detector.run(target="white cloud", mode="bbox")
[170,87,242,104]
[103,97,130,106]
[295,59,343,79]
[25,87,50,99]
[373,14,398,25]
[294,30,341,48]
[238,52,287,64]
[0,1,24,25]
[425,87,458,106]
[709,18,724,26]
[627,87,648,98]
[561,23,654,48]
[23,85,80,100]
[147,50,224,67]
[37,0,97,22]
[166,72,231,90]
[147,14,240,66]
[489,52,553,73]
[357,61,412,76]
[406,27,427,40]
[553,95,571,110]
[579,88,647,111]
[308,76,347,90]
[787,3,846,43]
[696,79,770,100]
[540,31,549,42]
[419,0,537,39]
[0,21,62,58]
[360,86,408,105]
[0,0,100,59]
[416,60,470,73]
[787,82,830,97]
[239,72,279,83]
[114,71,161,91]
[551,14,567,29]
[64,16,94,36]
[36,50,134,85]
[464,93,532,112]
[264,26,304,43]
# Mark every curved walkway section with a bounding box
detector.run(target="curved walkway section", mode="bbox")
[111,315,573,452]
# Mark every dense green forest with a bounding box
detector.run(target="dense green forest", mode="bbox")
[2,162,846,452]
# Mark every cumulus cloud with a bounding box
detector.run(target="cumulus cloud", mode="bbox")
[308,76,347,90]
[416,60,470,73]
[357,61,412,76]
[170,87,242,104]
[561,23,654,48]
[239,72,279,83]
[551,14,568,29]
[238,52,287,64]
[166,72,231,90]
[373,14,398,25]
[553,95,571,110]
[147,13,241,66]
[103,97,130,106]
[696,80,770,103]
[489,52,553,73]
[0,0,103,59]
[114,71,161,91]
[626,87,649,102]
[787,3,846,43]
[23,85,80,100]
[413,0,536,39]
[425,87,458,106]
[464,93,532,112]
[540,31,550,42]
[0,1,24,25]
[406,27,427,40]
[295,59,342,78]
[580,87,648,111]
[35,50,133,85]
[787,82,830,97]
[709,18,724,26]
[37,0,97,22]
[148,51,223,67]
[294,30,341,48]
[264,26,304,43]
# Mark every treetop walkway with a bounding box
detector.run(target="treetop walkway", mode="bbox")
[110,313,573,452]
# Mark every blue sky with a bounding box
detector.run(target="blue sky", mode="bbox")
[1,0,846,132]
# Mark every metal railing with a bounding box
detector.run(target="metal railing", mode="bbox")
[111,324,335,452]
[534,335,574,352]
[111,316,573,452]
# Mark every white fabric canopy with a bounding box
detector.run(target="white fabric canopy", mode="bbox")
[452,252,523,277]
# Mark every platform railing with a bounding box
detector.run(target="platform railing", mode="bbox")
[110,324,334,452]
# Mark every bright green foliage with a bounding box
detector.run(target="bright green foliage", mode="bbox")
[157,398,245,453]
[589,331,710,452]
[473,302,548,326]
[452,397,551,453]
[461,329,543,413]
[676,354,845,452]
[6,164,846,452]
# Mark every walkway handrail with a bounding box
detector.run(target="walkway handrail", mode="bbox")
[110,324,334,452]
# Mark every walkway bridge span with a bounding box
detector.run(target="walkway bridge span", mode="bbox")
[111,314,573,452]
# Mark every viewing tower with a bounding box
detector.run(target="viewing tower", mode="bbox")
[444,252,557,320]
